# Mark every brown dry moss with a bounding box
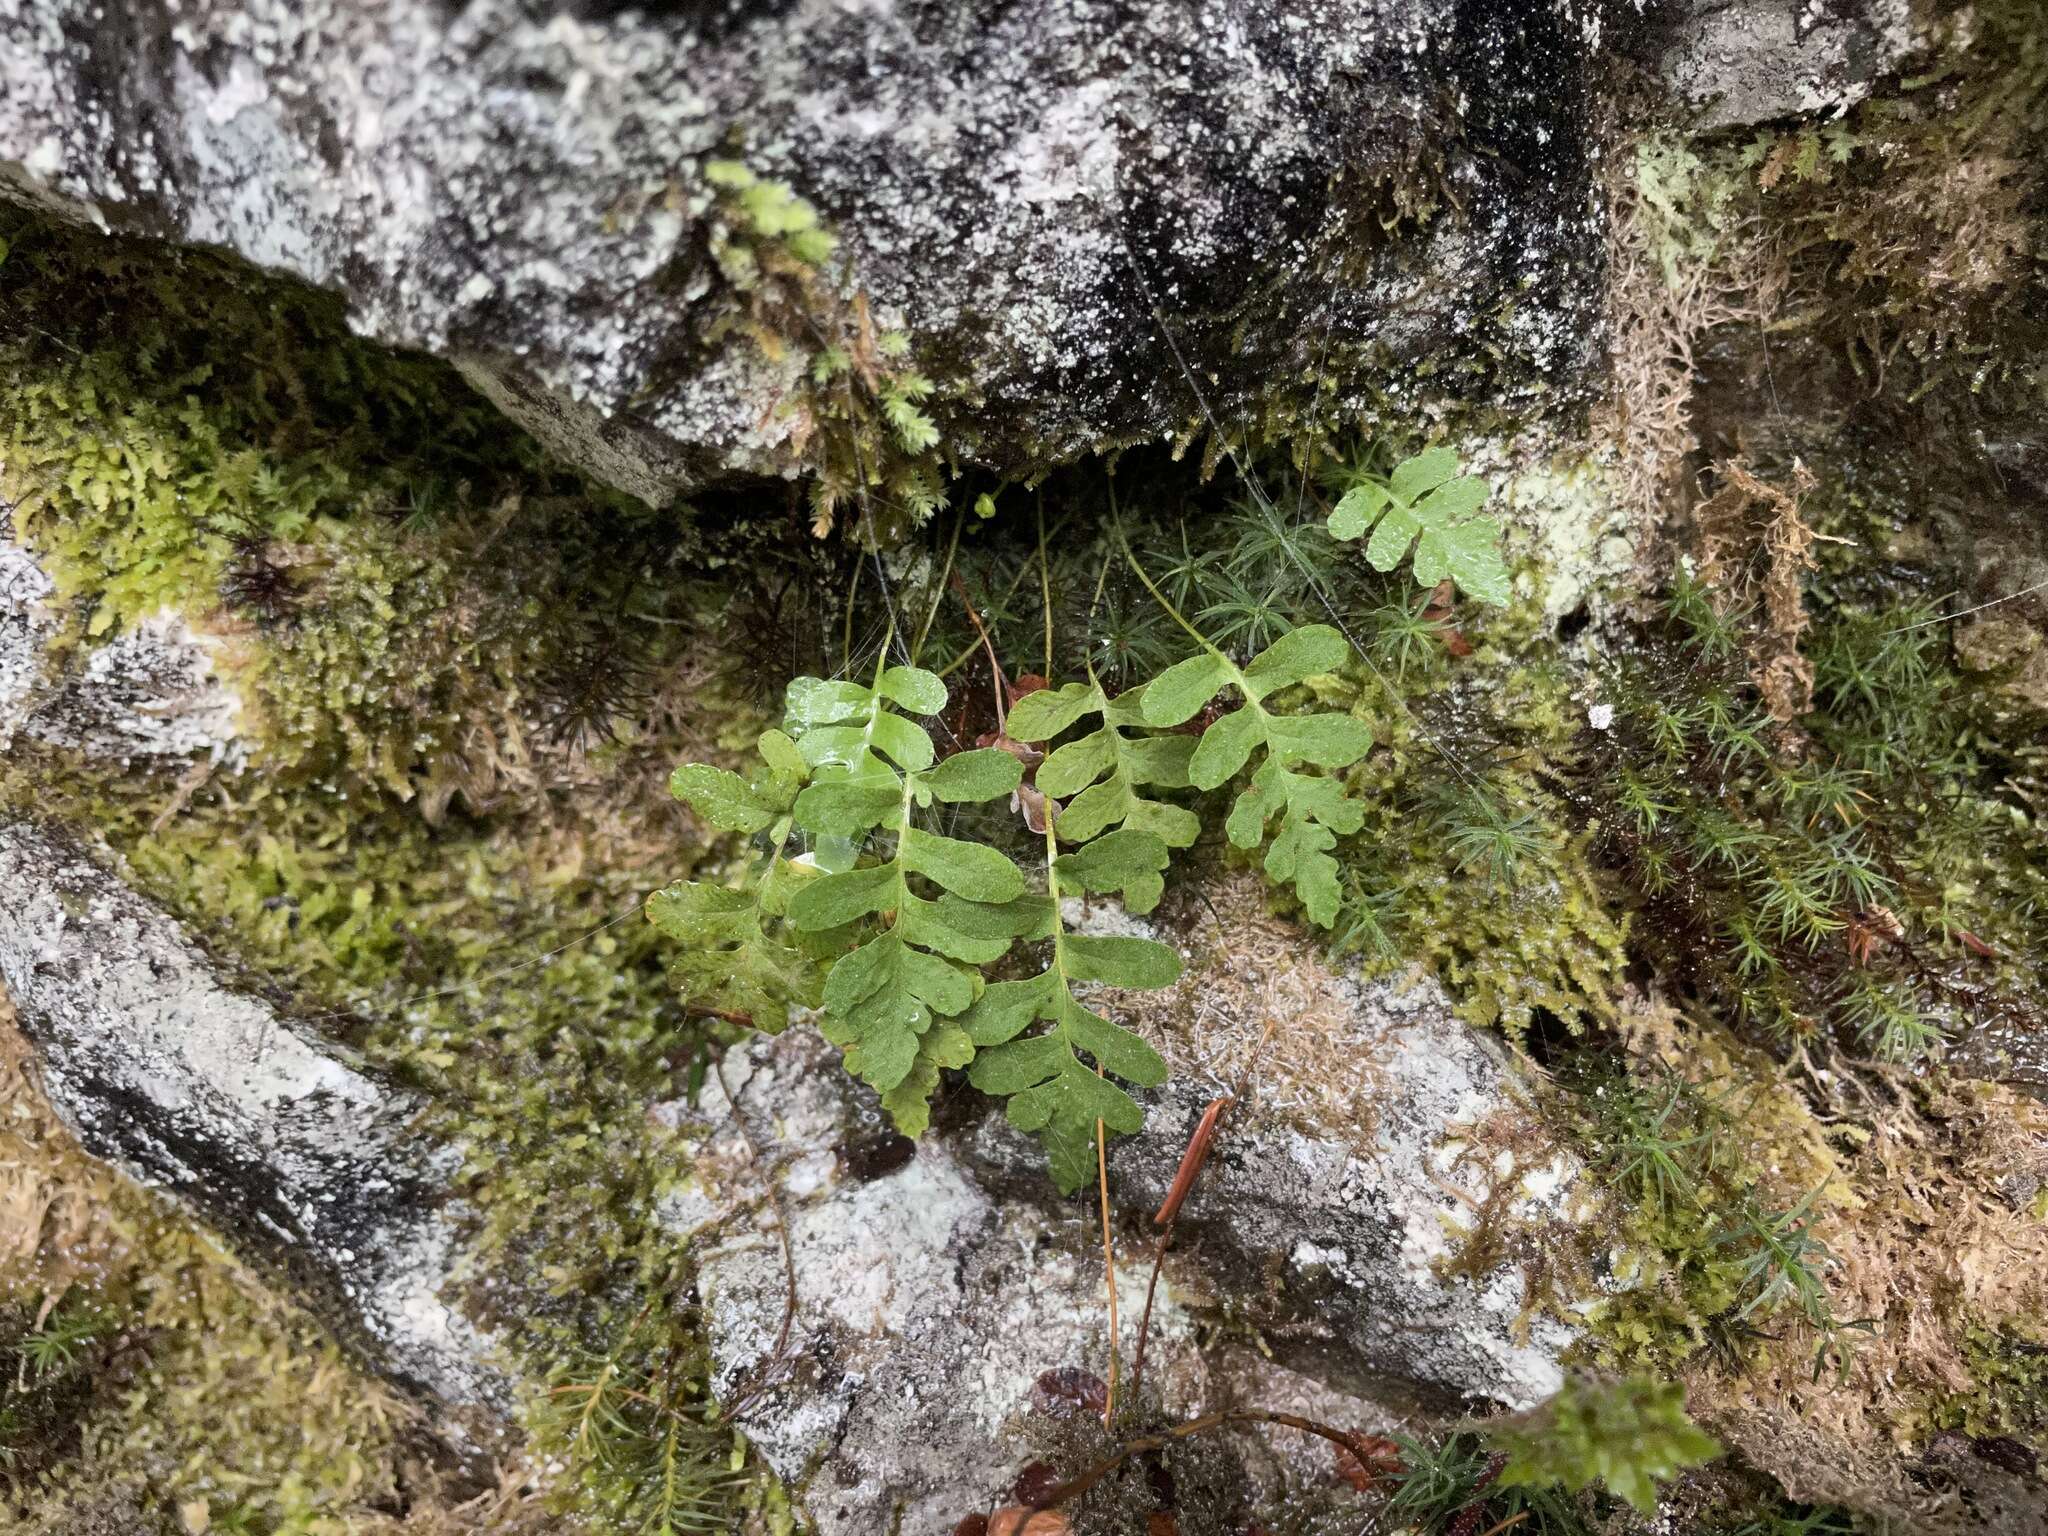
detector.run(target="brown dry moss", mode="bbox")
[1129,872,1396,1156]
[1686,1074,2048,1530]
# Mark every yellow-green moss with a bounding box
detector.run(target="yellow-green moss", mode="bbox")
[2,1000,441,1536]
[1931,1320,2048,1443]
[692,159,950,542]
[1,722,784,1524]
[0,204,751,811]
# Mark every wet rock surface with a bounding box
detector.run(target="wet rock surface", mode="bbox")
[653,932,1583,1528]
[958,964,1584,1415]
[1,512,248,766]
[656,1029,1214,1533]
[1660,0,1918,130]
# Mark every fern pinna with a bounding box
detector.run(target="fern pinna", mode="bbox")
[652,447,1507,1189]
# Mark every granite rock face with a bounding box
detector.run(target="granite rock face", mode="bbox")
[657,1031,1211,1534]
[1659,0,1918,130]
[958,957,1584,1415]
[655,932,1586,1529]
[1,512,248,766]
[0,0,1675,504]
[0,820,503,1411]
[0,2,1925,505]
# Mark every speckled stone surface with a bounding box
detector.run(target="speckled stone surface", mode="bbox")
[0,0,1689,501]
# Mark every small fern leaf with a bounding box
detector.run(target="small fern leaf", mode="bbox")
[1018,681,1199,848]
[668,728,806,833]
[1005,681,1101,740]
[1328,447,1509,605]
[1054,827,1173,915]
[880,1023,975,1136]
[1132,627,1371,924]
[646,880,822,1032]
[817,930,980,1096]
[1138,651,1236,727]
[965,933,1177,1194]
[776,665,1037,1130]
[1223,761,1367,927]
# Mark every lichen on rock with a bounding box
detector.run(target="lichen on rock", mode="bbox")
[1,0,2046,1532]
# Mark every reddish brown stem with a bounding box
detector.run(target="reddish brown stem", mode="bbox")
[1126,1230,1170,1410]
[950,571,1009,733]
[1128,1097,1230,1405]
[685,1004,758,1028]
[1154,1096,1230,1227]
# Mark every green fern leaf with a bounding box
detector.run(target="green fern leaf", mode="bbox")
[1223,760,1367,926]
[965,930,1178,1193]
[1053,827,1174,915]
[778,665,1031,1128]
[960,682,1183,1190]
[650,728,820,1029]
[1136,626,1371,926]
[815,929,978,1094]
[1011,680,1199,847]
[881,1023,976,1136]
[646,880,821,1031]
[1327,447,1509,605]
[669,761,779,835]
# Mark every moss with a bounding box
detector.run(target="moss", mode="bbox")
[0,203,816,1524]
[1322,637,1629,1039]
[0,192,934,1533]
[672,159,952,542]
[1,713,788,1520]
[95,768,704,1309]
[1931,1322,2048,1443]
[1559,1062,1789,1371]
[1735,0,2045,398]
[1,1003,446,1536]
[0,204,811,813]
[1372,794,1628,1039]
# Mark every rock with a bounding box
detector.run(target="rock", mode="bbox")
[0,0,1638,503]
[956,920,1585,1415]
[653,893,1585,1529]
[1956,612,2048,715]
[20,609,247,767]
[1,512,247,766]
[0,819,505,1414]
[0,511,53,745]
[656,1029,1215,1534]
[1660,0,1918,130]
